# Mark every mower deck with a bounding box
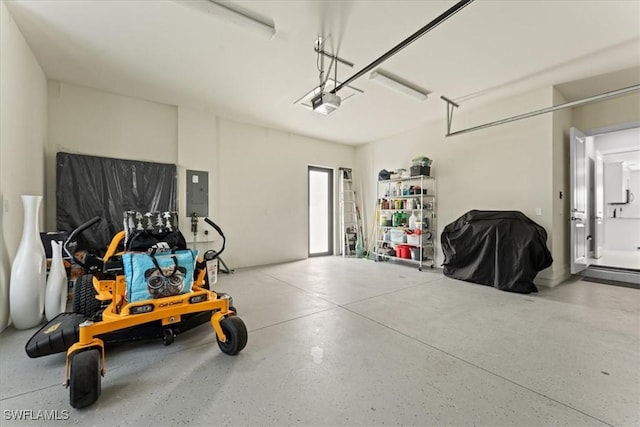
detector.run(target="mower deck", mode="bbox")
[26,310,214,358]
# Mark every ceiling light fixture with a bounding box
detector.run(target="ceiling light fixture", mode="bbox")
[369,70,430,101]
[177,0,276,40]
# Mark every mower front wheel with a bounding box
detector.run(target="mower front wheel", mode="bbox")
[217,316,247,355]
[162,328,175,346]
[69,349,102,409]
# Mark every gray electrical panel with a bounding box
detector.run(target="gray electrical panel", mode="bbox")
[186,170,208,216]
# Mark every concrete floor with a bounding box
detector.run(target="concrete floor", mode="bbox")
[0,256,638,426]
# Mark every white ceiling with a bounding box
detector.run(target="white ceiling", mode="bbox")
[5,0,640,145]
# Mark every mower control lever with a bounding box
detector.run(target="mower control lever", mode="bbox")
[63,216,102,268]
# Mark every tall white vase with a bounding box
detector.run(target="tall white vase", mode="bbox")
[9,195,46,329]
[0,209,8,333]
[45,241,67,321]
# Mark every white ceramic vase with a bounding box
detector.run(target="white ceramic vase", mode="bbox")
[45,241,67,321]
[9,195,46,329]
[0,199,8,333]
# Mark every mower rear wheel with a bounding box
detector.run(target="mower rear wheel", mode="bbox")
[72,274,101,318]
[217,316,247,355]
[69,349,101,409]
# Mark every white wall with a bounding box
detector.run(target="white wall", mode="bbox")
[47,85,227,253]
[357,86,561,285]
[572,92,640,132]
[218,118,355,268]
[176,107,218,250]
[46,82,355,270]
[0,1,48,332]
[46,82,178,229]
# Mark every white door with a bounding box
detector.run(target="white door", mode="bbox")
[594,153,604,258]
[570,127,589,273]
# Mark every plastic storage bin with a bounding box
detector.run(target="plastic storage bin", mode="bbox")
[407,233,424,246]
[390,229,407,243]
[410,165,430,176]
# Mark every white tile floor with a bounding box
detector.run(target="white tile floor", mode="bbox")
[589,249,640,270]
[0,257,639,426]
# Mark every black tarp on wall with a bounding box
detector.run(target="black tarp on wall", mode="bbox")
[56,152,177,252]
[441,210,553,294]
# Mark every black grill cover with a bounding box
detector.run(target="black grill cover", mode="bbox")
[441,210,553,294]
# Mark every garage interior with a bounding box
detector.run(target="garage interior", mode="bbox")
[0,0,639,425]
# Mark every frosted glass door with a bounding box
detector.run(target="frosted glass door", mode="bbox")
[309,167,333,256]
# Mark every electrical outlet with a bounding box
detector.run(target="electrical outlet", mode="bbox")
[535,208,542,216]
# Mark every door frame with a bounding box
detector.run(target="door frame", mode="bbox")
[593,152,604,259]
[308,165,334,257]
[570,121,640,276]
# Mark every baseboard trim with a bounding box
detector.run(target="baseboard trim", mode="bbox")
[535,265,571,288]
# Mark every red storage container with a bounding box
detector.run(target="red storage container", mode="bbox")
[396,245,411,259]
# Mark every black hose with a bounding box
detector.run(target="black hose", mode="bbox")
[203,218,226,257]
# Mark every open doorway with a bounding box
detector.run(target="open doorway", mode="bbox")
[590,127,640,269]
[571,124,640,282]
[308,166,334,257]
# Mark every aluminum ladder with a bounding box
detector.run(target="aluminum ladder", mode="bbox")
[339,168,364,257]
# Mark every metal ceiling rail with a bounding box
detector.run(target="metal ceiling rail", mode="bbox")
[331,0,475,95]
[314,48,354,68]
[442,84,640,137]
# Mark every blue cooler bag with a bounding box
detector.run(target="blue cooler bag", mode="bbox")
[123,249,198,303]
